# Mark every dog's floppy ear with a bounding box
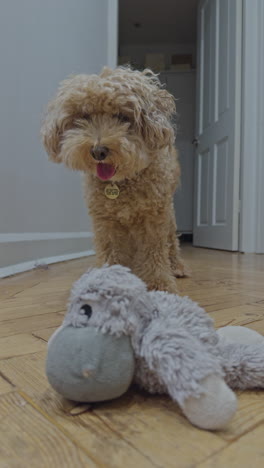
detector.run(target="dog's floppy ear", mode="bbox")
[41,104,61,163]
[140,72,176,150]
[153,87,176,119]
[41,98,72,163]
[141,105,176,150]
[41,75,84,162]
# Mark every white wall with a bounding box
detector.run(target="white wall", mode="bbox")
[0,0,112,275]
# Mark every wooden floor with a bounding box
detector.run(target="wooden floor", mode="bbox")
[0,245,264,468]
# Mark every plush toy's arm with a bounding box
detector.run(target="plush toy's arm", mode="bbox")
[140,323,237,430]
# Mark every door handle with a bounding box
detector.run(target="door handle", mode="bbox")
[192,138,200,148]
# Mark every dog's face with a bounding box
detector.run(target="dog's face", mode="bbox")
[41,67,176,182]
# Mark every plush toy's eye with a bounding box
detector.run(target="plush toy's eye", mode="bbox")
[80,304,93,319]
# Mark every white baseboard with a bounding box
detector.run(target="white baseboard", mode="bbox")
[0,249,95,279]
[0,232,93,243]
[0,231,95,278]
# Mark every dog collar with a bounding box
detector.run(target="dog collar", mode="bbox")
[104,182,120,199]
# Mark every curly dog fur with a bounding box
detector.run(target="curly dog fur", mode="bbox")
[41,66,187,293]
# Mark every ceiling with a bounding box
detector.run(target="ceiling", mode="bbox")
[119,0,199,45]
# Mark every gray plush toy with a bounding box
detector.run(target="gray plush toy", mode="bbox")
[46,265,264,430]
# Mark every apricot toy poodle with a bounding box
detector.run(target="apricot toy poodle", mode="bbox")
[41,66,187,293]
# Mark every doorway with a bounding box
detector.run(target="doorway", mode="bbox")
[118,0,198,238]
[118,0,253,252]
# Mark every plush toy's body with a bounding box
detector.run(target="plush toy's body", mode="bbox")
[46,265,264,430]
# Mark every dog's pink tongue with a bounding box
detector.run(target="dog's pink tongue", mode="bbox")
[97,163,116,181]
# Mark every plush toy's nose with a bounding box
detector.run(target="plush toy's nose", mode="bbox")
[82,368,94,378]
[90,145,109,161]
[46,326,135,403]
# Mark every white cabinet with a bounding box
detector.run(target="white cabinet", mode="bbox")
[160,71,196,233]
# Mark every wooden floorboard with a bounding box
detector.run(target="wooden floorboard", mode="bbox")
[0,392,97,468]
[0,245,264,467]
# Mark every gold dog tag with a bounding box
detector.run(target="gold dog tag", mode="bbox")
[104,183,120,199]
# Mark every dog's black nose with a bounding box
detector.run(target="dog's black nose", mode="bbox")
[90,145,109,161]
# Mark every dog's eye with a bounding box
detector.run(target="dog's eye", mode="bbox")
[80,304,93,319]
[73,114,90,126]
[115,113,131,124]
[81,113,91,121]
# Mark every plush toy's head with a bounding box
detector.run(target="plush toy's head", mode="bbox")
[65,264,150,336]
[46,265,148,402]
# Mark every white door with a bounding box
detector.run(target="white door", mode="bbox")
[193,0,242,250]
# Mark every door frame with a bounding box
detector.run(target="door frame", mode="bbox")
[107,0,118,68]
[239,0,264,253]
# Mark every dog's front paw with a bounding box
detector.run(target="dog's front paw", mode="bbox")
[172,260,190,278]
[147,277,178,294]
